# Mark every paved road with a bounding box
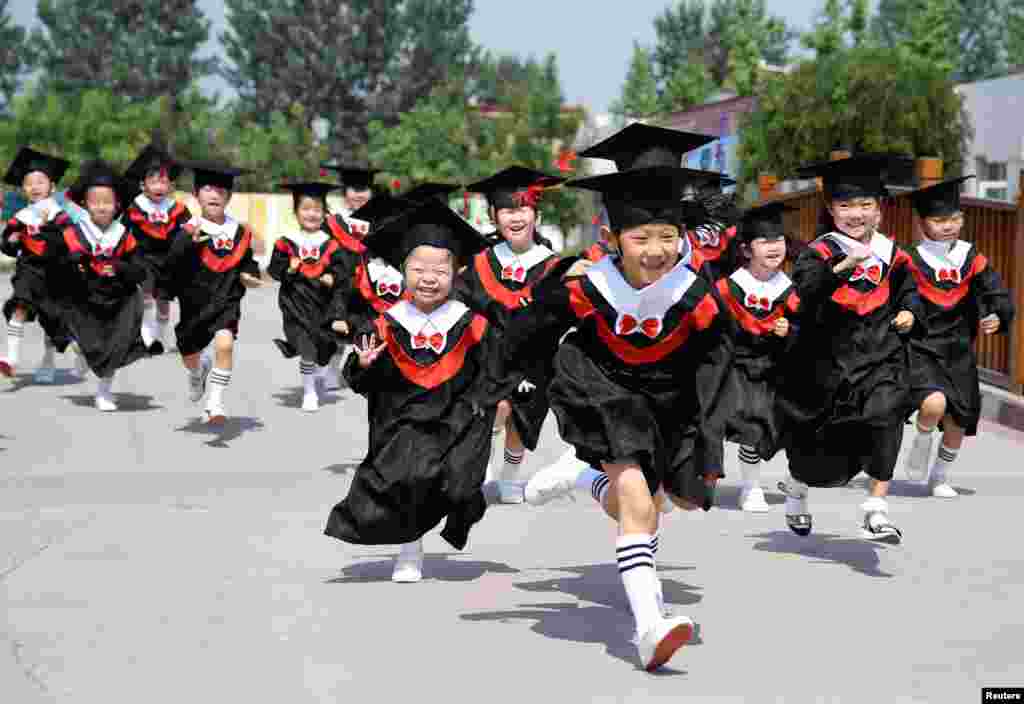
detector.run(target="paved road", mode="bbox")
[2,275,1023,703]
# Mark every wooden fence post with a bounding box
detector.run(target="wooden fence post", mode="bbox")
[758,173,778,199]
[916,157,944,188]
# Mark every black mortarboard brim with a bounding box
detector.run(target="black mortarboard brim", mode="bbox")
[738,201,798,242]
[795,153,914,200]
[400,182,460,203]
[466,166,565,210]
[187,161,249,191]
[68,160,135,213]
[579,123,716,171]
[362,199,491,271]
[349,193,420,224]
[568,166,735,233]
[4,148,70,188]
[280,181,342,203]
[898,175,975,218]
[126,144,182,182]
[320,163,380,190]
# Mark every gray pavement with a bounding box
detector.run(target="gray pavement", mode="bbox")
[2,274,1023,703]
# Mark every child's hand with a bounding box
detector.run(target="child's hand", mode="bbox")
[355,333,387,368]
[773,317,790,337]
[892,310,914,332]
[288,257,300,273]
[319,273,335,287]
[331,320,349,335]
[240,272,263,288]
[980,313,1000,335]
[835,243,872,272]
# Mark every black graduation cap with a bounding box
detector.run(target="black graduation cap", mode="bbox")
[349,192,420,224]
[320,163,380,190]
[568,166,735,232]
[896,175,975,218]
[795,153,914,200]
[579,123,715,171]
[186,161,250,191]
[362,198,491,271]
[400,182,460,203]
[4,148,70,188]
[738,201,798,242]
[68,160,135,213]
[280,181,341,204]
[466,166,564,210]
[125,144,182,182]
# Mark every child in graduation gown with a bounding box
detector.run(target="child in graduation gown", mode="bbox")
[44,161,149,410]
[896,177,1015,497]
[774,154,924,542]
[713,202,801,511]
[0,148,83,383]
[162,162,263,424]
[458,167,566,502]
[268,181,349,413]
[323,199,517,583]
[505,165,733,672]
[121,144,193,355]
[317,164,378,391]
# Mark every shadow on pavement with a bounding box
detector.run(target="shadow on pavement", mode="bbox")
[749,530,896,578]
[61,392,163,412]
[174,415,265,448]
[271,386,348,409]
[844,476,977,497]
[714,484,787,511]
[460,563,703,673]
[326,551,519,584]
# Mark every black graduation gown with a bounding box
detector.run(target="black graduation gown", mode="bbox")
[715,271,801,459]
[162,220,260,356]
[2,210,74,351]
[775,233,926,486]
[324,302,519,550]
[122,198,193,300]
[905,240,1015,435]
[504,256,733,507]
[328,249,407,341]
[454,244,562,451]
[267,234,348,366]
[45,223,148,377]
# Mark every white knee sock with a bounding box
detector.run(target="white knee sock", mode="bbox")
[738,444,761,485]
[6,320,24,364]
[501,446,525,480]
[617,534,661,638]
[141,299,156,346]
[207,367,231,407]
[97,373,114,397]
[931,444,958,483]
[587,470,610,509]
[300,359,317,395]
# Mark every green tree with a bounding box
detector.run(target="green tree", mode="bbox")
[0,0,31,114]
[611,43,661,118]
[221,0,476,157]
[725,0,764,96]
[32,0,216,101]
[738,46,972,189]
[661,62,714,111]
[1009,0,1024,66]
[802,0,849,58]
[905,0,959,74]
[848,0,870,47]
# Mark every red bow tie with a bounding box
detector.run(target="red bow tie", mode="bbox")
[299,244,319,261]
[617,314,662,338]
[746,293,772,311]
[937,267,961,284]
[213,235,233,250]
[501,264,526,283]
[851,263,882,284]
[93,244,114,258]
[412,331,445,353]
[150,211,169,224]
[377,281,402,297]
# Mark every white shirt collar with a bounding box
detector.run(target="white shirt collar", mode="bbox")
[194,215,239,239]
[584,252,698,327]
[367,257,403,285]
[492,241,555,273]
[134,193,176,216]
[387,299,469,338]
[14,197,63,226]
[823,231,894,266]
[730,268,792,305]
[917,238,970,270]
[78,215,126,252]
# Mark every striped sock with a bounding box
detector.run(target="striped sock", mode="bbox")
[300,359,317,395]
[617,534,660,638]
[502,447,525,480]
[6,320,24,364]
[207,367,231,407]
[591,472,611,508]
[932,445,959,483]
[739,444,761,484]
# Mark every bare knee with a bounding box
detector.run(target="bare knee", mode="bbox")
[920,392,947,422]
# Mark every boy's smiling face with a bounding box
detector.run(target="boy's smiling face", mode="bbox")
[22,171,53,203]
[197,184,230,222]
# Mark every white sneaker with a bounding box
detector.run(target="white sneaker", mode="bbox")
[860,499,902,544]
[33,365,56,384]
[636,615,694,671]
[391,540,424,583]
[778,479,811,536]
[632,587,674,644]
[524,451,584,506]
[188,356,212,403]
[95,391,117,412]
[739,484,771,512]
[928,465,957,499]
[204,401,226,425]
[903,429,934,482]
[302,392,319,413]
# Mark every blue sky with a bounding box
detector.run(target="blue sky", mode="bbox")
[9,0,838,113]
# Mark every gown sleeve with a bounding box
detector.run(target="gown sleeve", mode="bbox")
[502,258,581,379]
[112,235,147,285]
[267,239,295,282]
[1,220,23,257]
[689,303,734,483]
[240,233,261,278]
[890,248,927,340]
[342,321,400,395]
[973,260,1016,334]
[791,247,854,310]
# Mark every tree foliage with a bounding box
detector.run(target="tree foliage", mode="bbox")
[739,47,972,189]
[611,43,661,118]
[32,0,216,102]
[0,0,31,114]
[221,0,477,158]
